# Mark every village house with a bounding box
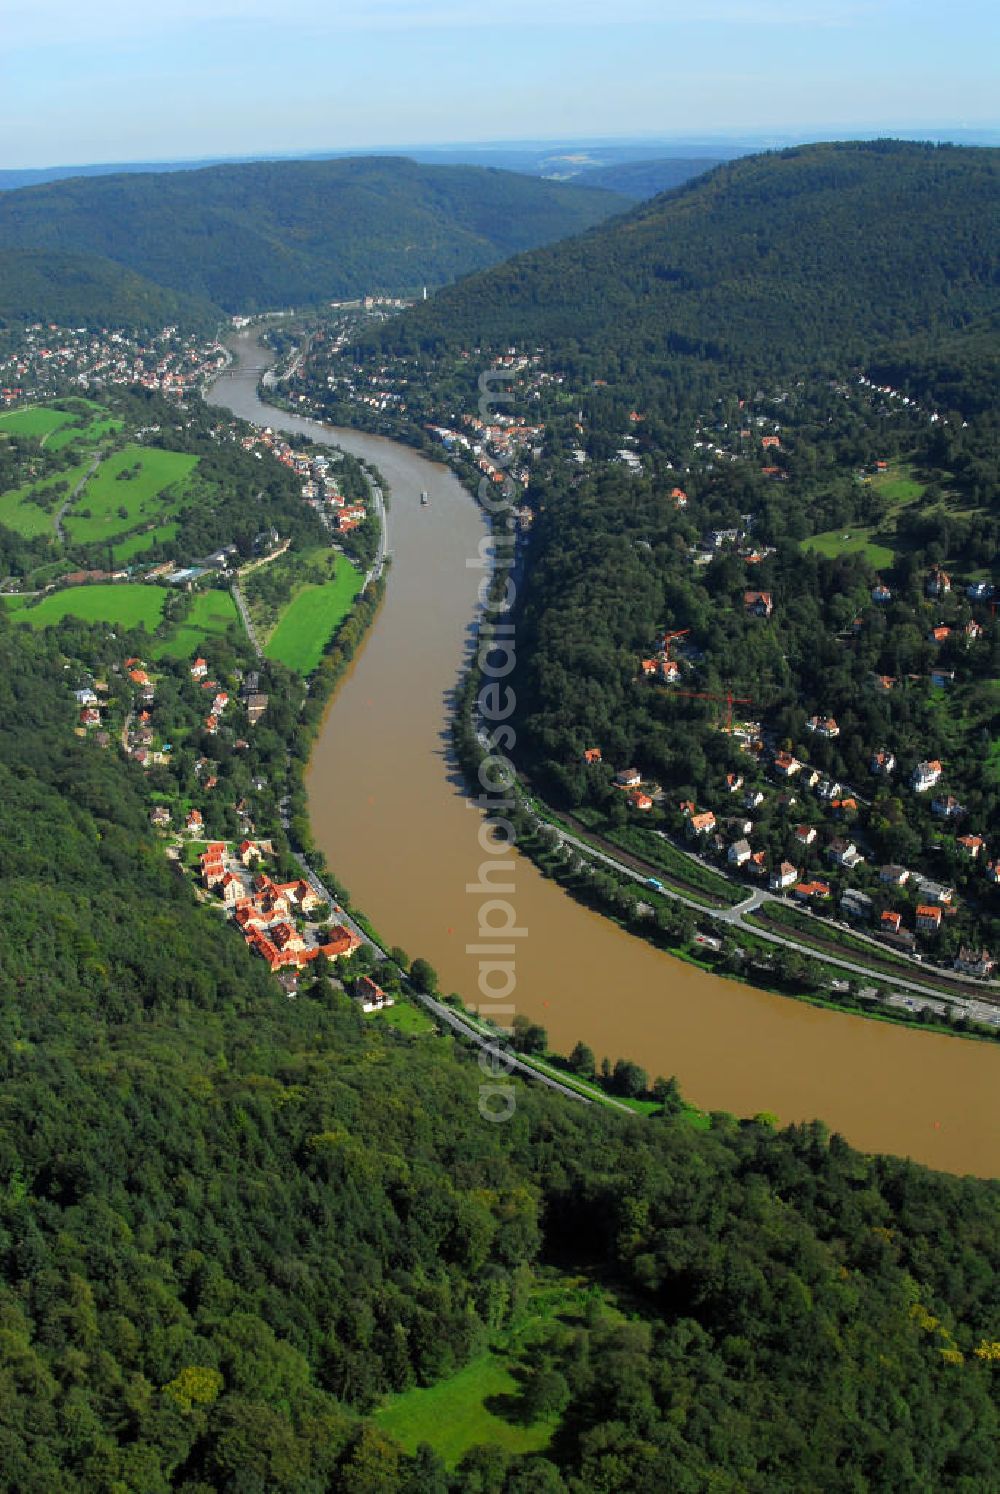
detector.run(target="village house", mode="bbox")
[881,910,903,936]
[914,877,954,905]
[772,751,802,779]
[925,567,951,598]
[880,864,910,887]
[582,747,602,765]
[150,806,171,828]
[965,620,984,641]
[743,787,765,809]
[870,748,896,777]
[185,809,203,833]
[930,668,956,688]
[826,837,864,870]
[220,871,245,906]
[615,767,642,789]
[355,974,395,1012]
[725,773,744,793]
[872,673,895,692]
[627,789,653,811]
[793,880,830,901]
[728,838,752,866]
[245,693,269,725]
[954,948,995,979]
[916,905,943,935]
[748,850,768,877]
[190,658,208,678]
[769,861,799,891]
[794,825,817,846]
[687,810,716,837]
[79,706,101,728]
[911,759,943,792]
[238,838,264,866]
[956,834,985,859]
[744,590,773,619]
[928,625,952,645]
[841,889,873,920]
[871,580,893,604]
[931,793,964,819]
[806,715,840,738]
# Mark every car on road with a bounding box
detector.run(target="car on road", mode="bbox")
[645,877,666,893]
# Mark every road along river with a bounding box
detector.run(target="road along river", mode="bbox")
[209,333,999,1177]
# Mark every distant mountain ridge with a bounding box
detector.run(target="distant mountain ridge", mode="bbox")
[380,141,1000,378]
[565,156,725,199]
[0,155,626,320]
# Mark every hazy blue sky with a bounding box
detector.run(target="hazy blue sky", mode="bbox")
[3,0,997,168]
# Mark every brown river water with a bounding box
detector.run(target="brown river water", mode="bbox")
[209,332,999,1176]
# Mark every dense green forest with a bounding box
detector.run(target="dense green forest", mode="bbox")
[374,142,999,380]
[0,251,219,335]
[0,157,626,316]
[0,622,998,1490]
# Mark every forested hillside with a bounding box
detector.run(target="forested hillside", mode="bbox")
[0,157,626,315]
[0,623,998,1490]
[378,141,999,379]
[568,154,724,199]
[305,138,1000,985]
[0,250,219,333]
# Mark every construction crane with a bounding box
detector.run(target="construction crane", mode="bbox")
[660,627,690,658]
[673,688,753,734]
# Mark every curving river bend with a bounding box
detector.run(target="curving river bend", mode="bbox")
[209,332,999,1177]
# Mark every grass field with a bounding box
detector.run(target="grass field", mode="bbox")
[368,1001,437,1035]
[112,521,181,566]
[263,560,363,673]
[8,582,166,632]
[0,406,78,442]
[151,589,241,660]
[48,415,123,451]
[63,445,198,545]
[0,457,95,538]
[376,1352,554,1466]
[869,464,927,507]
[802,527,895,567]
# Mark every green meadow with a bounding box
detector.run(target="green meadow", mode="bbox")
[801,527,895,567]
[375,1352,554,1468]
[48,414,123,451]
[151,589,242,660]
[0,457,100,538]
[263,561,363,673]
[0,406,78,441]
[869,462,927,507]
[112,521,181,566]
[63,444,198,544]
[6,582,167,632]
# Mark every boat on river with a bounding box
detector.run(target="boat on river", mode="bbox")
[420,490,429,505]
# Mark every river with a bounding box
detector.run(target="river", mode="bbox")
[208,332,999,1177]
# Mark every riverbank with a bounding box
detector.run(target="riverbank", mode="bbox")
[207,330,1000,1177]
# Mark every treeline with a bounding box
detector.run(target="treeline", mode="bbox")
[0,157,624,316]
